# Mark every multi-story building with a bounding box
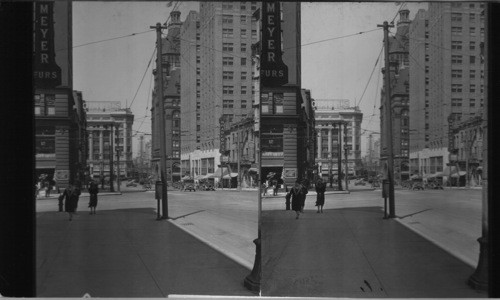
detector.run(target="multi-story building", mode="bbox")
[408,3,485,180]
[220,116,258,188]
[151,11,182,183]
[180,2,260,185]
[86,101,134,183]
[380,9,411,182]
[34,1,87,190]
[314,100,363,183]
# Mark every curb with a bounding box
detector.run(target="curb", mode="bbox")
[168,218,254,271]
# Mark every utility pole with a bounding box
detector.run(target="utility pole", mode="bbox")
[116,124,121,193]
[151,22,169,219]
[378,21,395,218]
[337,122,342,191]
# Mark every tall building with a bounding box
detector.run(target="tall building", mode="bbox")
[86,101,134,183]
[380,9,411,182]
[408,3,485,179]
[34,1,87,190]
[151,10,182,183]
[314,100,363,182]
[180,2,260,185]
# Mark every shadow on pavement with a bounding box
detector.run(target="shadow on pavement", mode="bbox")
[261,206,486,298]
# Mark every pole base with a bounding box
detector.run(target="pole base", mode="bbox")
[244,238,261,294]
[468,237,488,292]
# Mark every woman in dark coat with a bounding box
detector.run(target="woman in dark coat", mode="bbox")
[287,181,304,219]
[88,181,99,215]
[315,178,326,213]
[64,184,81,221]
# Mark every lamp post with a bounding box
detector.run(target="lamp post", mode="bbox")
[343,122,349,191]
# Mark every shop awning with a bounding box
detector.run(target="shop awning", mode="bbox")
[443,166,459,176]
[208,168,230,178]
[248,168,259,173]
[451,171,467,178]
[181,175,193,181]
[223,173,239,179]
[429,172,444,178]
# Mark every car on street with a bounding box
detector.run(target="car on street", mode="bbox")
[184,185,196,192]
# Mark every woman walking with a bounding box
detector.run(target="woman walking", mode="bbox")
[287,180,304,219]
[63,184,81,221]
[315,178,326,213]
[88,180,99,215]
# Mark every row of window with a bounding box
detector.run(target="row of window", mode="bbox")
[222,71,249,80]
[451,2,485,9]
[222,28,257,39]
[222,2,258,11]
[223,56,248,66]
[222,42,249,52]
[451,26,485,36]
[451,69,484,79]
[451,54,480,64]
[222,14,258,26]
[222,85,250,95]
[451,40,478,50]
[451,84,484,93]
[451,12,484,23]
[451,98,484,107]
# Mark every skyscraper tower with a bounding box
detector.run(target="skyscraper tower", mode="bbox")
[180,2,260,183]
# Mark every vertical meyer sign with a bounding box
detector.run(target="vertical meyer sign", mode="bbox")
[34,2,62,88]
[261,1,288,87]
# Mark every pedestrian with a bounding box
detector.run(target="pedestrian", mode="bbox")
[88,180,99,215]
[272,179,279,196]
[286,180,304,219]
[300,179,308,213]
[262,181,268,196]
[315,178,326,213]
[63,184,81,221]
[57,190,65,212]
[45,180,51,197]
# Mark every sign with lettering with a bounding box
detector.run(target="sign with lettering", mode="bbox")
[33,2,62,88]
[261,2,288,87]
[219,116,226,154]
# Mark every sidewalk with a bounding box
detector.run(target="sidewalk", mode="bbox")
[261,206,486,298]
[36,208,254,297]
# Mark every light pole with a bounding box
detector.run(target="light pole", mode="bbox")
[150,22,169,219]
[343,122,349,191]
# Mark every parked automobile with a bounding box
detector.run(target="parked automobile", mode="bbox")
[184,185,196,192]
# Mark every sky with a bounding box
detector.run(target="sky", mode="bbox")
[72,1,427,157]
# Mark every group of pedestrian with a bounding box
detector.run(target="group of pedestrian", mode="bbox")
[285,178,326,219]
[57,180,99,221]
[262,179,280,196]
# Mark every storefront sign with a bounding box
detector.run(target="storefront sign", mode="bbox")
[55,170,69,181]
[33,2,62,88]
[283,168,297,178]
[261,1,288,87]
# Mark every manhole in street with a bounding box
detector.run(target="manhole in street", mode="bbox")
[181,222,194,226]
